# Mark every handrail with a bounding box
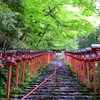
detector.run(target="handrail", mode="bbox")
[21,61,58,100]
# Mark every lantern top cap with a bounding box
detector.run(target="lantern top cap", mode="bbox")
[73,50,76,53]
[6,49,17,53]
[81,49,86,52]
[91,43,100,48]
[77,49,81,53]
[70,50,74,53]
[85,47,91,51]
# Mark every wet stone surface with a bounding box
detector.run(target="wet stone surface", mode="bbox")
[10,57,100,100]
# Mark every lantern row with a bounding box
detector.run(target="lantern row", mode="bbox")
[63,43,100,94]
[0,49,55,98]
[64,43,100,61]
[0,49,54,68]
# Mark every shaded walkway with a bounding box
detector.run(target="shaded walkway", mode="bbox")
[10,57,98,100]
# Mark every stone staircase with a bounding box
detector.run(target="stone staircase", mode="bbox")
[10,58,100,100]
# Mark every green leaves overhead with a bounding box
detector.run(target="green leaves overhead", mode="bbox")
[22,0,94,30]
[0,0,98,50]
[72,0,100,18]
[19,0,97,49]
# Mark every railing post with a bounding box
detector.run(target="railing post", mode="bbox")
[30,60,33,75]
[15,63,19,88]
[27,60,31,79]
[78,60,81,79]
[79,61,82,81]
[86,61,90,87]
[76,59,78,76]
[48,79,50,96]
[92,61,97,94]
[6,64,12,98]
[74,59,77,73]
[54,72,56,86]
[32,58,35,74]
[22,62,25,82]
[83,61,86,83]
[21,54,28,82]
[38,87,40,100]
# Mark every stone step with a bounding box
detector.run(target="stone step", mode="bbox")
[57,84,84,87]
[28,83,55,86]
[9,96,100,100]
[52,92,87,96]
[12,95,99,100]
[11,94,49,99]
[27,84,85,88]
[49,95,93,100]
[23,88,89,93]
[12,89,92,99]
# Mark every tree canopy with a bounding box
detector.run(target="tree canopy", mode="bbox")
[0,0,99,50]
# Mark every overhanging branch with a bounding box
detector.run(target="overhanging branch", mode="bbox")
[50,14,69,27]
[36,24,49,47]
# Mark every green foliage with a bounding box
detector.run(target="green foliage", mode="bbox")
[0,2,19,49]
[0,65,7,97]
[0,0,98,50]
[72,0,97,16]
[0,0,100,97]
[77,25,100,49]
[18,0,95,50]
